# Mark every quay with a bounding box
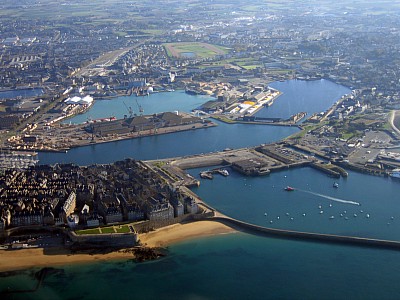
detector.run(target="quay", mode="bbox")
[210,112,306,127]
[149,142,347,181]
[199,168,230,179]
[6,112,217,152]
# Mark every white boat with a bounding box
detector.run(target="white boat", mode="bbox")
[389,169,400,178]
[219,169,230,176]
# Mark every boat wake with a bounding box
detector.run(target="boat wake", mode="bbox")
[296,189,360,206]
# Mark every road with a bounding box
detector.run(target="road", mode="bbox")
[389,110,400,136]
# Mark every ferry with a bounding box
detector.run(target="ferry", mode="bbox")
[284,186,295,191]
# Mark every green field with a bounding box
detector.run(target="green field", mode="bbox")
[101,227,116,234]
[75,224,132,235]
[115,225,131,233]
[75,228,102,235]
[164,42,230,59]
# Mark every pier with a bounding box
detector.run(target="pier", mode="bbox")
[148,142,350,183]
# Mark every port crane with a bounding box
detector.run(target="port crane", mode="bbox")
[136,99,144,116]
[123,101,134,118]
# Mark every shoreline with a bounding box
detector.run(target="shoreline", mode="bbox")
[0,220,236,273]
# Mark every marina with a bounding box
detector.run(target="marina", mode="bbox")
[199,168,230,179]
[0,151,39,170]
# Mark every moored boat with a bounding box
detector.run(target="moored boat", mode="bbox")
[218,169,229,176]
[389,169,400,179]
[200,171,213,179]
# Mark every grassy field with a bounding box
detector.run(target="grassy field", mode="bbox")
[75,224,131,235]
[115,225,131,233]
[164,42,230,59]
[75,228,101,235]
[2,0,400,22]
[101,227,116,234]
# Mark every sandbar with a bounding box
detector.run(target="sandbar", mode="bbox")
[0,220,236,272]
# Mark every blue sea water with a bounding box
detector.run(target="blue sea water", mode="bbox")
[3,234,400,299]
[3,80,400,299]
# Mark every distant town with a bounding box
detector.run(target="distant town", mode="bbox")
[1,0,400,250]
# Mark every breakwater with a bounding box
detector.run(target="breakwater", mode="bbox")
[211,216,400,251]
[310,162,341,178]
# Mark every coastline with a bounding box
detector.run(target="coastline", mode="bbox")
[139,220,236,247]
[0,220,236,273]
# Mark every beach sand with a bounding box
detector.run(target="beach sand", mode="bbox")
[0,220,236,272]
[139,220,236,247]
[0,247,135,273]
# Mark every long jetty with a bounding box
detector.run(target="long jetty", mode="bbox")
[211,216,400,251]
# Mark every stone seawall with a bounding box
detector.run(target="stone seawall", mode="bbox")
[212,217,400,250]
[173,158,225,170]
[133,212,215,233]
[68,231,138,246]
[310,162,341,178]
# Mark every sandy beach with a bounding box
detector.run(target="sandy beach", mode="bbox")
[0,220,236,272]
[0,247,135,273]
[139,220,236,247]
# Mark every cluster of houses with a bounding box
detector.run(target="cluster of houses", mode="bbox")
[0,159,199,232]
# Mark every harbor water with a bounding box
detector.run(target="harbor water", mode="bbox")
[189,167,400,241]
[38,121,298,165]
[256,79,350,119]
[3,80,400,299]
[65,90,212,124]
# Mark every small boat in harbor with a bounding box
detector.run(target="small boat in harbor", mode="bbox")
[284,186,295,191]
[200,171,213,179]
[218,169,230,176]
[333,182,339,188]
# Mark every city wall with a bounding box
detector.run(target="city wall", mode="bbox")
[133,212,214,233]
[68,231,137,247]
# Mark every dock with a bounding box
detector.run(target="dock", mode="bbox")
[199,168,230,179]
[147,142,349,188]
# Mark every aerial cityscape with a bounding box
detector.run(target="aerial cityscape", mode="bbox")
[1,0,400,298]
